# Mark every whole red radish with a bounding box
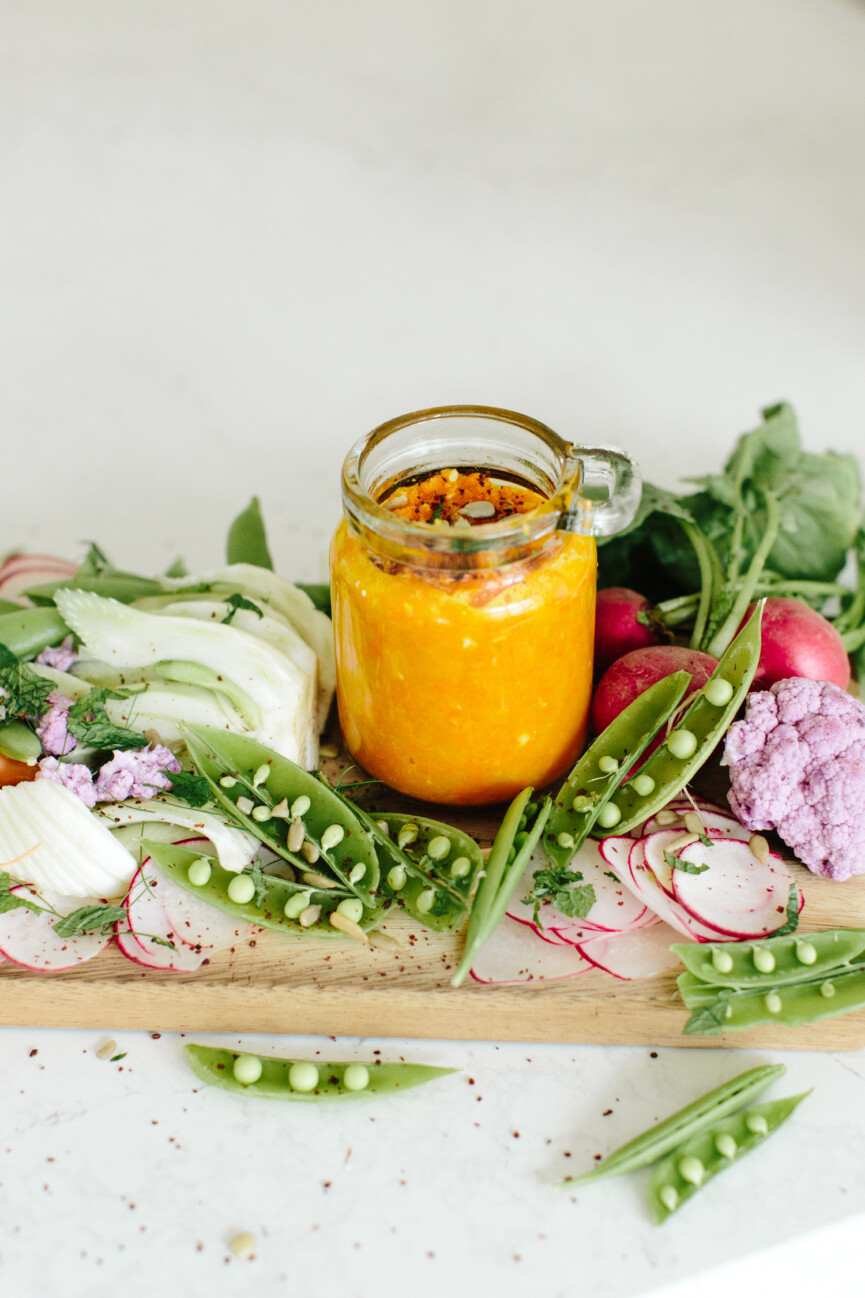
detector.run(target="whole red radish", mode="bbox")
[593,587,661,679]
[591,645,719,736]
[742,597,850,691]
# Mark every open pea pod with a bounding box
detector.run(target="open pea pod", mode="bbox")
[673,929,865,991]
[545,671,693,870]
[185,1044,457,1101]
[181,725,379,907]
[648,1091,811,1222]
[0,607,70,659]
[564,1063,784,1187]
[682,963,865,1036]
[144,841,379,938]
[351,809,482,932]
[595,602,765,837]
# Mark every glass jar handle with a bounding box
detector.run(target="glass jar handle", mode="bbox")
[556,445,642,537]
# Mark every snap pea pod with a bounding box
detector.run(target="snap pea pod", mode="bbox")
[25,572,166,606]
[356,809,483,932]
[563,1063,784,1187]
[595,603,765,837]
[682,964,865,1035]
[184,1044,457,1101]
[0,607,70,659]
[144,841,378,938]
[451,789,552,988]
[545,671,693,870]
[0,720,42,763]
[181,725,379,907]
[673,929,865,991]
[648,1091,812,1222]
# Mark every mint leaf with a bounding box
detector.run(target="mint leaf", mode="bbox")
[551,884,596,919]
[249,861,267,910]
[221,593,264,625]
[110,1053,127,1062]
[53,904,126,938]
[0,871,44,915]
[66,687,148,751]
[167,771,212,808]
[683,995,732,1035]
[664,849,710,876]
[0,643,54,719]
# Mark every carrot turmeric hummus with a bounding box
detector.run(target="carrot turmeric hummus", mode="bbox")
[330,469,596,805]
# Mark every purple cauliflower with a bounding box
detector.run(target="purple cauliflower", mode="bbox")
[94,744,181,802]
[35,691,77,756]
[723,677,865,881]
[36,757,98,807]
[35,636,78,672]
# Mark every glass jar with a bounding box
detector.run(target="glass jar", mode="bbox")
[330,405,640,806]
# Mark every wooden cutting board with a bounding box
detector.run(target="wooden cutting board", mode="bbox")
[3,751,865,1051]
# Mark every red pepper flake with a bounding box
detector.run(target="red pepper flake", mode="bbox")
[29,1049,38,1057]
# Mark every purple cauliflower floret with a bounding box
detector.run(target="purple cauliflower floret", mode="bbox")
[36,757,98,807]
[723,677,865,881]
[35,636,78,672]
[34,691,77,756]
[94,744,182,802]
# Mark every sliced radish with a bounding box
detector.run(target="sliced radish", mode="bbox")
[470,914,594,984]
[116,867,209,972]
[0,554,78,601]
[0,886,110,970]
[641,828,703,898]
[671,837,798,939]
[576,920,683,980]
[620,840,715,942]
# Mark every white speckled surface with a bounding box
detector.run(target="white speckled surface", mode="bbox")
[2,1,865,1293]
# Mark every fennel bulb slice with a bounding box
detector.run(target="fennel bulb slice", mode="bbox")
[54,590,315,768]
[166,564,335,729]
[96,799,258,874]
[0,780,136,898]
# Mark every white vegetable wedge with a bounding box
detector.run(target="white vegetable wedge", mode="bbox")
[96,800,258,874]
[0,886,110,970]
[0,780,136,898]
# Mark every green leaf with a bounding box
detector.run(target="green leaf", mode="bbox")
[53,904,126,937]
[110,1053,127,1062]
[522,864,595,925]
[0,871,44,915]
[166,770,212,808]
[226,497,273,570]
[0,643,55,719]
[772,884,800,937]
[220,593,265,625]
[248,860,267,910]
[66,687,149,751]
[683,995,732,1035]
[664,849,710,876]
[551,884,596,919]
[295,583,332,617]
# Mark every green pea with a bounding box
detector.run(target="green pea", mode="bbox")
[184,1044,458,1102]
[703,677,734,707]
[572,794,594,812]
[821,980,836,998]
[667,729,698,761]
[219,775,237,788]
[556,831,575,850]
[342,1064,370,1092]
[187,858,212,887]
[450,856,472,879]
[711,948,734,975]
[795,941,818,966]
[416,888,436,914]
[397,824,419,849]
[290,795,311,818]
[677,1155,704,1186]
[596,803,621,829]
[227,874,256,904]
[745,1111,769,1136]
[348,863,366,884]
[336,898,364,923]
[288,1062,319,1092]
[658,1184,679,1212]
[233,1054,263,1085]
[764,991,783,1014]
[252,764,271,788]
[321,824,345,851]
[752,947,775,974]
[563,1064,785,1187]
[631,773,655,797]
[714,1132,737,1159]
[284,891,312,919]
[427,835,451,861]
[524,801,539,820]
[598,755,619,774]
[387,865,407,891]
[0,721,42,764]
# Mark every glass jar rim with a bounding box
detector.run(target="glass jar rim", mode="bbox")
[341,403,586,557]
